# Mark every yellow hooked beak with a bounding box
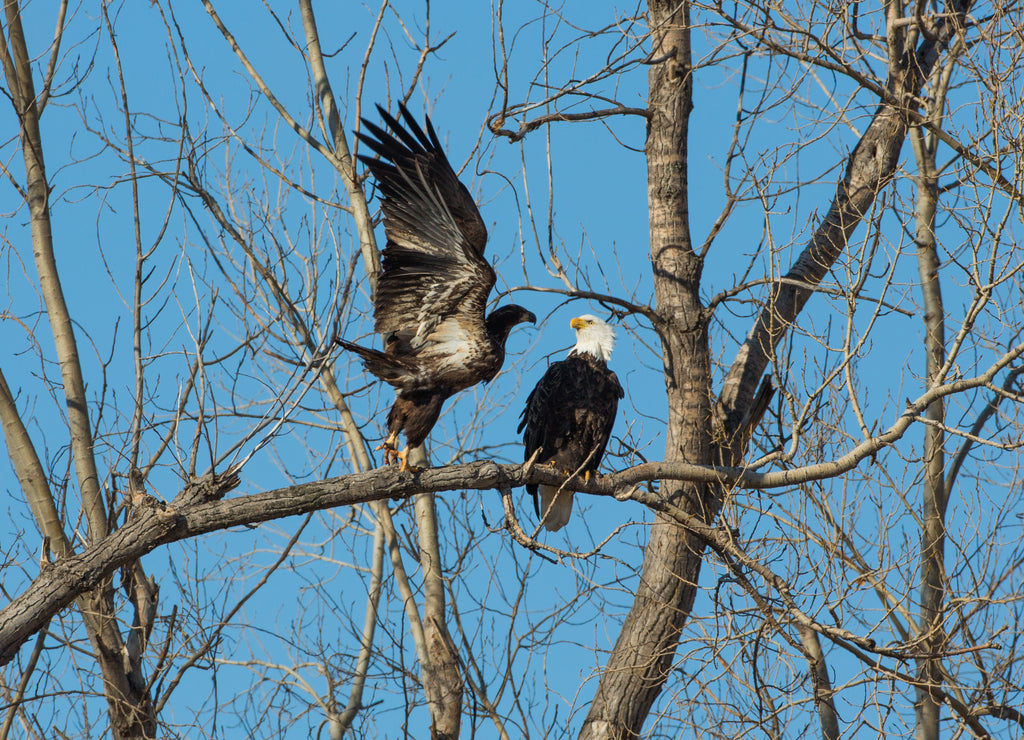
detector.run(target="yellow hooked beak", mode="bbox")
[570,317,588,330]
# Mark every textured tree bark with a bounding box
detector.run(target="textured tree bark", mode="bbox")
[717,100,910,424]
[0,0,107,543]
[1,376,157,740]
[581,0,976,737]
[412,446,465,740]
[798,625,841,740]
[718,0,974,421]
[580,1,711,735]
[911,120,946,740]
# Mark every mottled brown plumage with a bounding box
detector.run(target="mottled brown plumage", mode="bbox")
[519,315,622,530]
[338,104,535,469]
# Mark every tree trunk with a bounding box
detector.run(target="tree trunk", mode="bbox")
[582,0,975,736]
[911,112,946,740]
[580,1,711,735]
[413,448,464,740]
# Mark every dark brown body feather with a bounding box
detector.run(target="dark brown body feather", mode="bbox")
[518,352,623,527]
[339,105,534,459]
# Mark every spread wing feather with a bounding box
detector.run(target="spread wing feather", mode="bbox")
[357,104,494,346]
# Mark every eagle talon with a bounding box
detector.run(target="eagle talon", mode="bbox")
[375,442,399,467]
[376,429,403,467]
[397,447,421,473]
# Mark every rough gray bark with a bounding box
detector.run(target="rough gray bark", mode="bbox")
[580,0,976,736]
[0,2,106,543]
[719,0,974,419]
[0,451,915,669]
[416,488,464,740]
[403,447,464,740]
[580,1,710,734]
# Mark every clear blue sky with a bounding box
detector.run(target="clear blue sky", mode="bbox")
[3,1,1017,738]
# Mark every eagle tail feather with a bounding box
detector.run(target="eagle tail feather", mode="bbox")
[538,485,574,532]
[337,339,415,385]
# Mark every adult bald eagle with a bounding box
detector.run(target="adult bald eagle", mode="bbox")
[337,104,535,470]
[519,315,623,531]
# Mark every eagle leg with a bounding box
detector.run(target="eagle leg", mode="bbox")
[396,446,422,473]
[376,429,402,466]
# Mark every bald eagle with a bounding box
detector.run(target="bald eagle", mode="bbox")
[338,104,536,470]
[519,315,623,530]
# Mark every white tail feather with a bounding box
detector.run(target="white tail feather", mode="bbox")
[538,485,574,531]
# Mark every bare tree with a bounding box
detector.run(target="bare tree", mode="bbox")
[2,0,1023,738]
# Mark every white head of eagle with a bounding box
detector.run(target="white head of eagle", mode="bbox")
[569,314,615,362]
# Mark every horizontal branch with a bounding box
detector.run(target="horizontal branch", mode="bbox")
[500,284,665,329]
[2,346,1019,666]
[488,104,649,142]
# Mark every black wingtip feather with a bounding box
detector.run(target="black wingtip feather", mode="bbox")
[423,113,443,151]
[370,103,430,156]
[356,106,451,189]
[396,102,442,154]
[356,119,407,160]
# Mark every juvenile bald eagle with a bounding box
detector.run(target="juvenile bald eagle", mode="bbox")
[337,104,535,470]
[519,315,623,530]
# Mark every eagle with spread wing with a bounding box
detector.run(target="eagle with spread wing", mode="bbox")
[338,104,535,470]
[519,315,623,530]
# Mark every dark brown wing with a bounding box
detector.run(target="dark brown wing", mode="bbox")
[357,104,495,347]
[584,365,623,473]
[519,360,576,480]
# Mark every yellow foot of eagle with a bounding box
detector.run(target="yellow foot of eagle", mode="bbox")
[555,467,591,483]
[396,447,422,473]
[375,439,421,472]
[375,430,401,467]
